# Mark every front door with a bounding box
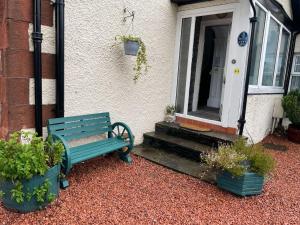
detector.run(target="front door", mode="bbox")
[174,13,232,123]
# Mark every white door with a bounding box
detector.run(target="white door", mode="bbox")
[207,25,230,109]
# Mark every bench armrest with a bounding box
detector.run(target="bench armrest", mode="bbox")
[111,122,134,151]
[51,133,72,174]
[51,133,70,150]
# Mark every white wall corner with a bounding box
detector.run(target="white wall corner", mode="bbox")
[29,78,56,105]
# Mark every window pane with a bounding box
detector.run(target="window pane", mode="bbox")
[249,6,266,85]
[294,56,300,73]
[275,30,290,87]
[262,18,280,86]
[290,76,300,91]
[176,18,191,114]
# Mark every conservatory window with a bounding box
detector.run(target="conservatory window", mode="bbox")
[249,2,291,93]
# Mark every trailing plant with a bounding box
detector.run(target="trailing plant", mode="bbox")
[114,35,149,81]
[0,131,64,204]
[203,139,275,177]
[282,90,300,128]
[165,105,176,115]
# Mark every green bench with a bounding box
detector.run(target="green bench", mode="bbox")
[47,112,134,188]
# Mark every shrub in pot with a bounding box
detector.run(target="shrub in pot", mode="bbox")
[164,105,176,123]
[0,131,64,213]
[203,139,275,196]
[282,90,300,143]
[114,35,149,81]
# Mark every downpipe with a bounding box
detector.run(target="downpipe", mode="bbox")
[32,0,43,136]
[238,0,257,136]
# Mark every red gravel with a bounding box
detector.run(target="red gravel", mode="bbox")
[1,135,299,225]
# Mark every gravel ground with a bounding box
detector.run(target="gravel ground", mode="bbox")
[0,135,299,225]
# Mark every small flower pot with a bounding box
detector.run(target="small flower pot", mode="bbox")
[124,40,140,56]
[0,165,60,213]
[287,124,300,144]
[217,171,264,196]
[164,114,176,123]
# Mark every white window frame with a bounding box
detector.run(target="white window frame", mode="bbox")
[289,54,300,91]
[249,1,291,94]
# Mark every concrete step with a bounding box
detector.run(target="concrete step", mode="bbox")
[143,132,214,161]
[133,145,216,184]
[155,122,240,147]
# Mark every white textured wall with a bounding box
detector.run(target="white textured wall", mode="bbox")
[28,24,55,54]
[64,0,177,144]
[245,94,283,143]
[275,0,293,19]
[29,78,56,105]
[295,37,300,53]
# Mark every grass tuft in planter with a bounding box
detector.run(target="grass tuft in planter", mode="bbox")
[203,139,275,196]
[0,131,64,213]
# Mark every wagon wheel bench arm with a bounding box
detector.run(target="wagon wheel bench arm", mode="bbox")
[111,122,135,152]
[51,133,72,174]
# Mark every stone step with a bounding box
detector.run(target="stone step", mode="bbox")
[155,122,240,147]
[133,145,216,184]
[143,132,214,161]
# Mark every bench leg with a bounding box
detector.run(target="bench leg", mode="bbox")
[119,152,132,164]
[60,178,69,189]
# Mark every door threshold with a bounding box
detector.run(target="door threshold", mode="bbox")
[176,115,237,135]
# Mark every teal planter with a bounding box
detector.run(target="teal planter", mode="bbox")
[0,165,60,213]
[124,41,140,56]
[217,171,264,196]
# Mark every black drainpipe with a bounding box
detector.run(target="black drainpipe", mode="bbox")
[238,0,257,136]
[32,0,43,136]
[284,31,300,95]
[54,0,65,118]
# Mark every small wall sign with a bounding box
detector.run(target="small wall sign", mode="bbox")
[238,32,248,47]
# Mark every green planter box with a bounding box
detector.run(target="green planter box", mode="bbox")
[217,171,264,196]
[0,165,60,213]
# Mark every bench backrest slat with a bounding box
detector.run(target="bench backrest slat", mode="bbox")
[48,113,111,141]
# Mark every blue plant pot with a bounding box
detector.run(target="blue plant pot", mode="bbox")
[124,40,140,56]
[0,165,60,213]
[217,171,264,196]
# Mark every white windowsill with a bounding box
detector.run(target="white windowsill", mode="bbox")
[248,86,284,94]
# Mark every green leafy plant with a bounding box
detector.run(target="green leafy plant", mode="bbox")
[0,131,64,204]
[114,35,149,81]
[203,139,275,177]
[165,105,176,116]
[282,90,300,128]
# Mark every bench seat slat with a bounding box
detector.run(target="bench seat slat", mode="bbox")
[71,139,127,164]
[48,112,109,125]
[70,137,128,158]
[62,129,110,141]
[49,118,111,132]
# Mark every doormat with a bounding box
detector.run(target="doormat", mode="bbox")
[179,123,212,132]
[263,143,288,152]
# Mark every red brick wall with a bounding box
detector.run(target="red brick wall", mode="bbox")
[0,0,55,139]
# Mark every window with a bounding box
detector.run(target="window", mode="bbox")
[289,55,300,91]
[249,3,291,92]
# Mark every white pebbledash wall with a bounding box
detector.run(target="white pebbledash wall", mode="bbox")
[64,0,177,144]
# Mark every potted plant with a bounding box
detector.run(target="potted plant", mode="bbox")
[203,139,275,196]
[282,90,300,144]
[114,35,149,81]
[164,105,176,123]
[0,131,64,213]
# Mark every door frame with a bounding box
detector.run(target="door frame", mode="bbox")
[192,19,232,112]
[171,3,239,127]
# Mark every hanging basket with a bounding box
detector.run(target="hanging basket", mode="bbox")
[124,40,140,56]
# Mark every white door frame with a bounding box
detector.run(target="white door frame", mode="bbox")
[192,19,232,112]
[171,3,239,127]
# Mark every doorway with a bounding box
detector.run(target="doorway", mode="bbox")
[174,12,232,123]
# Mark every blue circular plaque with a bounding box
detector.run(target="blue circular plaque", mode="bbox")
[238,32,248,47]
